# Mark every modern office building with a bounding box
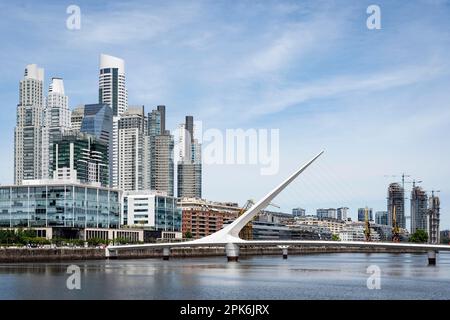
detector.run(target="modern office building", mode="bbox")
[410,185,428,233]
[14,64,45,184]
[375,211,388,225]
[122,190,181,233]
[98,54,127,116]
[316,208,337,219]
[387,183,405,229]
[428,193,440,244]
[179,198,240,239]
[80,103,113,145]
[336,207,348,221]
[52,133,109,187]
[117,106,147,191]
[41,77,71,179]
[0,180,121,229]
[292,207,306,217]
[147,106,174,196]
[80,103,113,185]
[357,207,373,222]
[251,221,291,240]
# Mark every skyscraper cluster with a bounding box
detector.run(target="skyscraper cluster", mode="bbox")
[13,54,202,199]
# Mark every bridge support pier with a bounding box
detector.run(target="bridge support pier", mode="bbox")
[105,247,118,259]
[226,243,240,262]
[428,250,437,266]
[163,247,171,261]
[278,245,289,259]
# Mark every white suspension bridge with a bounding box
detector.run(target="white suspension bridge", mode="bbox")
[107,151,450,265]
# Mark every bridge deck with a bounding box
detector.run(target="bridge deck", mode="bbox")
[108,240,450,251]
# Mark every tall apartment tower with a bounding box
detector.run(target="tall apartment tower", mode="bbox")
[98,54,127,188]
[428,193,440,244]
[387,183,406,229]
[98,54,127,116]
[147,105,174,196]
[117,106,147,191]
[14,64,44,184]
[177,116,202,198]
[41,77,70,179]
[410,185,428,233]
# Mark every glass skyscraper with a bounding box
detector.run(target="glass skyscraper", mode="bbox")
[80,103,113,185]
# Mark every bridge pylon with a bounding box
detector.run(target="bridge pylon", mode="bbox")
[226,243,240,262]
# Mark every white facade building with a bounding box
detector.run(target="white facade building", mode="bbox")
[41,77,70,179]
[99,54,128,188]
[117,106,146,191]
[99,54,127,116]
[14,64,45,184]
[122,190,181,233]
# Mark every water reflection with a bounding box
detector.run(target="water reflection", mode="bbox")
[0,252,449,299]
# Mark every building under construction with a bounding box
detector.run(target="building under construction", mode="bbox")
[428,194,440,244]
[410,186,428,233]
[387,183,406,229]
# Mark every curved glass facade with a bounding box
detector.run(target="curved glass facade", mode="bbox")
[0,183,120,228]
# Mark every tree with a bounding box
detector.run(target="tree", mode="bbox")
[409,229,428,243]
[331,234,340,241]
[184,231,192,239]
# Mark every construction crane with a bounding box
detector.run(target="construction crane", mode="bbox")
[384,173,411,191]
[364,206,371,242]
[392,206,400,243]
[238,199,280,240]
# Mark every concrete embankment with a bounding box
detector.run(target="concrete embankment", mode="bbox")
[0,245,429,263]
[0,248,104,262]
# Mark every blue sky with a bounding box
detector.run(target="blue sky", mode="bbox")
[1,0,450,228]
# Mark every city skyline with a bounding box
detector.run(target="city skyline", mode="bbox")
[0,1,449,228]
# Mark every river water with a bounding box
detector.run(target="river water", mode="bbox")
[1,252,449,299]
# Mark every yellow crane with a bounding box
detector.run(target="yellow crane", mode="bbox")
[392,206,400,242]
[364,207,371,242]
[238,199,280,240]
